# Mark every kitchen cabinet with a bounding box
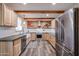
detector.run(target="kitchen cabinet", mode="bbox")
[51,20,56,29]
[42,33,56,48]
[42,33,47,40]
[11,10,17,27]
[31,33,36,41]
[0,4,17,26]
[0,38,21,56]
[42,33,51,40]
[3,4,11,26]
[13,38,21,56]
[0,35,27,56]
[48,35,56,48]
[0,41,14,56]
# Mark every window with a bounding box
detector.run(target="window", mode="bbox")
[16,17,22,31]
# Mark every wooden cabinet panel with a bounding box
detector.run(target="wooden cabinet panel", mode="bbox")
[11,10,17,26]
[3,4,11,26]
[42,33,47,40]
[0,42,9,56]
[31,33,36,41]
[0,41,13,56]
[0,4,17,26]
[13,39,21,56]
[43,33,51,40]
[51,36,56,47]
[43,33,56,48]
[0,36,26,56]
[13,13,17,26]
[0,4,3,25]
[49,36,56,48]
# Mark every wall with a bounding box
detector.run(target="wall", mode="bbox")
[0,27,21,38]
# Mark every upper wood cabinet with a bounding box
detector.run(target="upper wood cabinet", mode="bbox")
[3,4,11,26]
[11,10,17,27]
[0,4,17,27]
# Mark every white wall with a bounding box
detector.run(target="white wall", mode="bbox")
[74,3,79,8]
[0,27,21,38]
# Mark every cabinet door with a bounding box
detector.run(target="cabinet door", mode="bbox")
[11,10,17,26]
[3,4,11,26]
[13,39,21,56]
[42,33,47,40]
[49,35,56,48]
[14,13,17,26]
[0,42,9,56]
[0,41,14,56]
[43,33,50,40]
[31,33,36,41]
[0,4,3,25]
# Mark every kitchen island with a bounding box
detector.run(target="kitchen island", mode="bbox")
[0,29,56,56]
[0,34,27,56]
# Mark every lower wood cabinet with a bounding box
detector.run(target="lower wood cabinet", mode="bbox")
[31,33,36,41]
[13,38,21,56]
[42,33,51,40]
[42,33,47,40]
[0,35,27,56]
[49,35,56,48]
[42,33,56,48]
[0,41,14,56]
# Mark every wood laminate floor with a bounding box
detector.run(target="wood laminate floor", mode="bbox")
[21,39,56,56]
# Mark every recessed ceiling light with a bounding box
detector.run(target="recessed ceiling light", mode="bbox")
[52,3,56,5]
[46,14,49,16]
[23,3,27,5]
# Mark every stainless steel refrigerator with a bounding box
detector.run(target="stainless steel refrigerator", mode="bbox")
[55,8,79,56]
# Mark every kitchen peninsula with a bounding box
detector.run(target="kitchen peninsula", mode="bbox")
[0,34,27,56]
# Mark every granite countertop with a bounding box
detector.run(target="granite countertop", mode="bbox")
[0,34,26,41]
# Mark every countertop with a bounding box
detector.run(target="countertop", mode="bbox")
[0,34,26,41]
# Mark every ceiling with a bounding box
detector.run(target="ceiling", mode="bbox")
[5,3,76,19]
